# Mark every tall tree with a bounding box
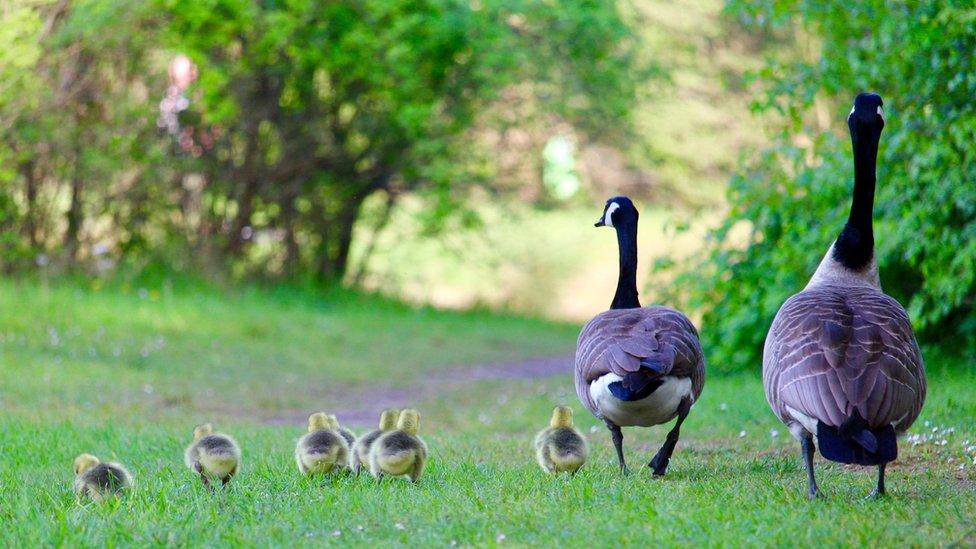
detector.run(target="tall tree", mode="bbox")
[162,0,646,280]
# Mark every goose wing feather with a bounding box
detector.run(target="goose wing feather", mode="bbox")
[575,306,705,415]
[763,285,925,432]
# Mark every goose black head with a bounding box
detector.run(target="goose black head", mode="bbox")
[595,196,638,229]
[848,92,885,137]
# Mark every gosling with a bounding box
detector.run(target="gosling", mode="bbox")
[535,406,588,475]
[351,409,399,474]
[73,453,132,501]
[328,413,357,449]
[295,412,350,475]
[184,423,241,488]
[369,409,427,482]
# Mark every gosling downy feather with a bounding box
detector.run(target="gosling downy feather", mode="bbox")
[184,423,241,488]
[351,409,399,474]
[534,406,588,475]
[295,412,350,475]
[763,93,926,499]
[73,453,132,501]
[575,196,705,475]
[327,414,357,450]
[369,409,427,482]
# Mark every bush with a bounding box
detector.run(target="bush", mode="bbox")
[666,1,976,373]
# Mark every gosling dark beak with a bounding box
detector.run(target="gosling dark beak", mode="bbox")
[594,218,605,227]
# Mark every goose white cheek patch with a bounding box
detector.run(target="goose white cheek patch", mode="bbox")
[604,202,620,228]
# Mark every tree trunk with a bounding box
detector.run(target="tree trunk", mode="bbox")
[351,191,397,286]
[280,186,302,276]
[228,120,261,255]
[21,160,38,247]
[64,146,83,264]
[316,193,366,283]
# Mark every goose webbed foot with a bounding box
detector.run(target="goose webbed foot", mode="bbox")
[604,419,628,474]
[866,463,887,499]
[649,397,692,476]
[800,436,820,500]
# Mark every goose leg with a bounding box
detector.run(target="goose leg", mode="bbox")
[604,419,628,474]
[867,463,886,499]
[649,396,692,476]
[800,436,819,499]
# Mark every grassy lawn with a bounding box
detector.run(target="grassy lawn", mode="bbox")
[1,280,974,546]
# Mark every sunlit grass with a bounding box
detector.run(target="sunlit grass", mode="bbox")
[1,279,974,545]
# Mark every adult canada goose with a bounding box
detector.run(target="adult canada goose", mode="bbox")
[575,196,706,475]
[351,409,399,474]
[184,423,241,488]
[763,93,926,499]
[73,453,132,501]
[534,406,588,475]
[295,412,350,475]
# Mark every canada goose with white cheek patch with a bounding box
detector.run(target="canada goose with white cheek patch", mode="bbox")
[575,196,705,475]
[763,93,926,499]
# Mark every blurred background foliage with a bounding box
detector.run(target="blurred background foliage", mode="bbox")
[1,0,974,372]
[0,0,650,281]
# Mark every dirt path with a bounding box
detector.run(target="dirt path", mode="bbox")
[261,354,574,426]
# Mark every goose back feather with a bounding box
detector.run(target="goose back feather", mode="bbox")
[575,306,705,419]
[763,284,925,433]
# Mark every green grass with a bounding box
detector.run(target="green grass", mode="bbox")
[1,280,975,546]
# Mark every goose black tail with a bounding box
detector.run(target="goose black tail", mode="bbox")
[608,367,664,401]
[817,409,897,465]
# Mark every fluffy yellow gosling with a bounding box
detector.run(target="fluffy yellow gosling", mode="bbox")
[295,412,350,475]
[369,409,427,482]
[73,453,132,501]
[351,409,399,474]
[534,406,588,475]
[184,423,241,488]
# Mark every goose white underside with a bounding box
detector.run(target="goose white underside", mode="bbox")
[590,374,692,427]
[783,405,908,440]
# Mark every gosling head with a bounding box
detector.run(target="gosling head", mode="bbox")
[307,412,338,432]
[378,409,400,430]
[192,423,215,440]
[594,196,638,229]
[74,453,100,476]
[397,409,421,436]
[550,406,575,428]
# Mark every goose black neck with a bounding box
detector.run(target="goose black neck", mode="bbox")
[610,223,640,309]
[833,128,879,270]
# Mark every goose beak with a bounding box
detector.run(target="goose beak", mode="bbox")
[594,218,605,227]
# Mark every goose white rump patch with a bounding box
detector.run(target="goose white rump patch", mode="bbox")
[590,374,691,427]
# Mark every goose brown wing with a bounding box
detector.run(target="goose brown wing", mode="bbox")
[575,306,705,415]
[763,285,925,432]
